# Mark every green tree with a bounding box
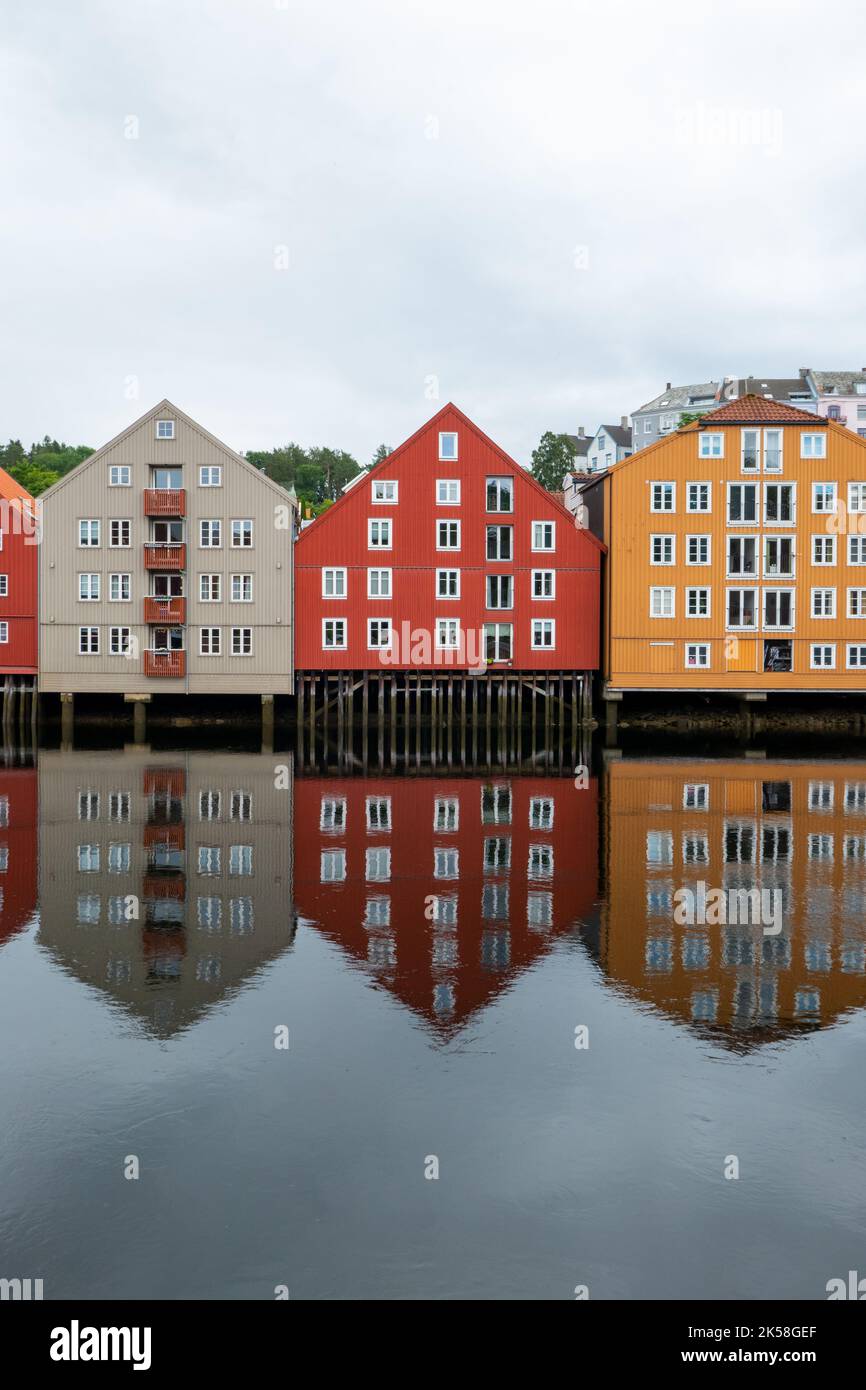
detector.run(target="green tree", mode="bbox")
[677,411,702,428]
[371,443,392,465]
[530,431,578,492]
[8,461,60,495]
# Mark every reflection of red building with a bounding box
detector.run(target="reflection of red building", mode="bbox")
[0,767,37,946]
[294,775,599,1036]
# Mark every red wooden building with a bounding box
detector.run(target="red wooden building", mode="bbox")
[0,467,38,685]
[294,405,602,722]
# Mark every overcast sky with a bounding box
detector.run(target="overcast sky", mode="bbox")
[2,0,866,465]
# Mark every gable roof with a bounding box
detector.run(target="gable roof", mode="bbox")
[295,402,605,552]
[565,434,592,457]
[699,393,822,425]
[634,381,720,414]
[722,375,812,404]
[600,424,632,448]
[36,399,297,507]
[808,369,866,394]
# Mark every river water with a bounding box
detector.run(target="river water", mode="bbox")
[0,734,864,1300]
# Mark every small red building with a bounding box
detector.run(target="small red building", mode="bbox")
[0,468,37,680]
[294,405,602,681]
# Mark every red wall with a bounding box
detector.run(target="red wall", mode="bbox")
[0,500,37,675]
[294,404,602,671]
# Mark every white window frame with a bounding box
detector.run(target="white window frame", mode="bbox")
[649,586,675,619]
[436,479,461,505]
[109,626,132,656]
[650,481,675,512]
[531,569,556,600]
[650,534,675,566]
[699,432,724,458]
[322,567,347,599]
[110,573,131,602]
[812,481,837,515]
[199,626,221,656]
[848,536,866,566]
[811,587,836,619]
[109,465,131,486]
[200,519,221,548]
[685,642,710,669]
[109,519,131,548]
[764,481,796,526]
[848,482,866,513]
[231,574,253,603]
[726,534,758,579]
[848,644,866,669]
[436,519,461,551]
[801,432,826,459]
[726,588,758,630]
[368,518,393,550]
[531,520,555,552]
[685,534,711,566]
[367,618,393,650]
[78,626,100,655]
[848,587,866,618]
[367,568,392,599]
[200,573,221,602]
[372,479,398,504]
[156,420,175,439]
[686,481,712,513]
[686,587,711,619]
[812,535,836,566]
[230,627,252,656]
[79,573,100,602]
[763,588,795,630]
[531,618,555,649]
[438,431,458,461]
[322,618,347,650]
[199,465,222,487]
[231,519,253,548]
[740,428,760,473]
[435,617,461,650]
[436,568,460,600]
[726,482,758,526]
[810,643,836,670]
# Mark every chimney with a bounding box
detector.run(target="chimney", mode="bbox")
[620,415,628,430]
[666,382,671,390]
[577,425,585,437]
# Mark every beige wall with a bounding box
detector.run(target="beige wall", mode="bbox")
[39,402,294,694]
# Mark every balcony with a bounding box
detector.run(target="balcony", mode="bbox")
[144,543,186,570]
[142,873,187,901]
[144,596,186,624]
[143,768,186,797]
[144,489,186,517]
[143,822,185,850]
[144,649,186,678]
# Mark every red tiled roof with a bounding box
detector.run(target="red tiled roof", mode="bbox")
[699,393,820,425]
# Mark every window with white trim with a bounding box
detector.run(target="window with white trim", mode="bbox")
[531,521,555,551]
[486,477,513,512]
[433,798,459,832]
[811,643,835,669]
[372,479,397,503]
[436,568,460,598]
[320,796,346,832]
[727,588,757,629]
[813,536,836,566]
[727,483,757,524]
[699,433,723,458]
[366,796,392,832]
[439,432,458,461]
[156,420,174,439]
[763,589,794,628]
[79,519,100,547]
[848,644,866,668]
[486,575,513,609]
[322,567,346,598]
[109,465,131,486]
[110,573,131,601]
[650,482,675,512]
[483,623,512,661]
[486,525,512,560]
[849,588,866,617]
[79,573,100,601]
[849,536,866,565]
[812,482,837,514]
[367,618,392,649]
[0,575,7,597]
[531,619,555,649]
[79,626,99,654]
[0,621,8,643]
[649,586,674,618]
[367,568,391,598]
[684,783,709,810]
[686,587,710,617]
[436,479,460,504]
[199,466,221,486]
[849,483,866,512]
[436,617,460,649]
[323,618,347,649]
[764,535,794,577]
[532,569,555,599]
[685,643,710,668]
[686,534,710,565]
[764,483,795,524]
[368,518,392,549]
[727,536,757,577]
[231,574,253,602]
[801,433,826,458]
[808,781,834,811]
[741,429,760,472]
[200,627,221,656]
[231,519,253,548]
[811,587,836,619]
[109,519,131,547]
[650,534,675,565]
[231,627,252,655]
[200,574,221,602]
[109,626,132,655]
[200,520,221,547]
[437,519,460,549]
[764,429,783,473]
[686,482,711,512]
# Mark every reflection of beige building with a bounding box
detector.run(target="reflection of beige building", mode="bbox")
[601,757,866,1048]
[38,400,295,699]
[37,749,295,1037]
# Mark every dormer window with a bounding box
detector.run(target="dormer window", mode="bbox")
[156,420,175,439]
[439,432,458,461]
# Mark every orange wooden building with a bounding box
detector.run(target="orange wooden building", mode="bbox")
[581,394,866,715]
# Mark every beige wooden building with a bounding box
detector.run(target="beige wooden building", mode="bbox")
[38,400,295,703]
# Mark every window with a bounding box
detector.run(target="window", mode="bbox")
[687,482,711,512]
[532,569,555,599]
[367,568,391,598]
[109,465,131,486]
[650,586,675,618]
[650,534,675,565]
[156,420,175,439]
[436,568,460,599]
[651,481,675,512]
[848,644,866,669]
[727,536,757,577]
[435,617,460,649]
[439,432,458,461]
[486,477,514,512]
[726,589,757,629]
[110,626,132,655]
[79,519,100,547]
[699,432,723,458]
[763,589,794,628]
[808,781,834,812]
[229,845,253,876]
[486,575,513,609]
[152,519,182,545]
[231,519,253,547]
[764,429,783,473]
[79,626,99,654]
[764,483,795,524]
[0,575,6,597]
[813,536,836,566]
[811,644,836,669]
[764,536,794,577]
[484,623,512,662]
[367,618,392,649]
[741,429,760,472]
[231,627,252,655]
[152,467,182,490]
[199,465,221,486]
[372,479,397,503]
[801,433,826,458]
[200,627,221,656]
[436,479,460,504]
[685,643,710,669]
[322,568,346,598]
[486,525,512,560]
[200,520,221,547]
[813,482,837,514]
[437,519,460,549]
[433,798,459,832]
[231,574,253,602]
[849,537,866,565]
[849,588,866,617]
[686,587,710,617]
[0,622,7,643]
[320,796,346,832]
[368,518,392,549]
[727,483,757,524]
[79,573,100,601]
[683,783,709,810]
[198,846,221,876]
[200,574,221,602]
[686,535,710,565]
[322,618,346,649]
[320,849,346,883]
[812,587,836,619]
[110,573,131,601]
[849,483,866,513]
[532,520,555,551]
[531,619,555,649]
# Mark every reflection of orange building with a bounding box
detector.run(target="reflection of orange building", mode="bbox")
[294,775,599,1036]
[0,766,37,947]
[601,758,866,1046]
